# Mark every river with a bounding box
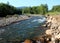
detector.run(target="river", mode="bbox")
[0,16,46,41]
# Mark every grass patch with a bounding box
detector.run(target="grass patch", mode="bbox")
[46,11,60,15]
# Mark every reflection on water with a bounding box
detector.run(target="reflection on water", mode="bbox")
[0,16,46,40]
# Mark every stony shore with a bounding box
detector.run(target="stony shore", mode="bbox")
[0,15,30,27]
[45,15,60,43]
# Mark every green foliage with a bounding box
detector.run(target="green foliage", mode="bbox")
[30,6,37,14]
[51,5,60,12]
[0,3,22,17]
[0,2,60,17]
[0,3,49,17]
[46,12,60,15]
[48,5,60,15]
[39,4,48,15]
[23,7,30,14]
[21,4,48,15]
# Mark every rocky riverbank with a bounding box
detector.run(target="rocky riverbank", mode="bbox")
[46,15,60,38]
[0,15,30,27]
[45,15,60,43]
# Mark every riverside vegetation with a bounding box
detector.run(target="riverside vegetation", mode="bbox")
[0,2,60,17]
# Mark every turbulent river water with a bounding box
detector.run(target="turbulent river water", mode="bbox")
[0,16,46,41]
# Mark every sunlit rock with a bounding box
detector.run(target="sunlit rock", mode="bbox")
[45,29,52,35]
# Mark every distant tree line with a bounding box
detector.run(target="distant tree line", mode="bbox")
[0,2,60,17]
[51,5,60,12]
[21,4,48,15]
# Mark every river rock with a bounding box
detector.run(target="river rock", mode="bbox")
[46,15,60,39]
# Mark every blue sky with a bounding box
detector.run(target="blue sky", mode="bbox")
[0,0,60,10]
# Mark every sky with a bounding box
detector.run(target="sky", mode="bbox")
[0,0,60,10]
